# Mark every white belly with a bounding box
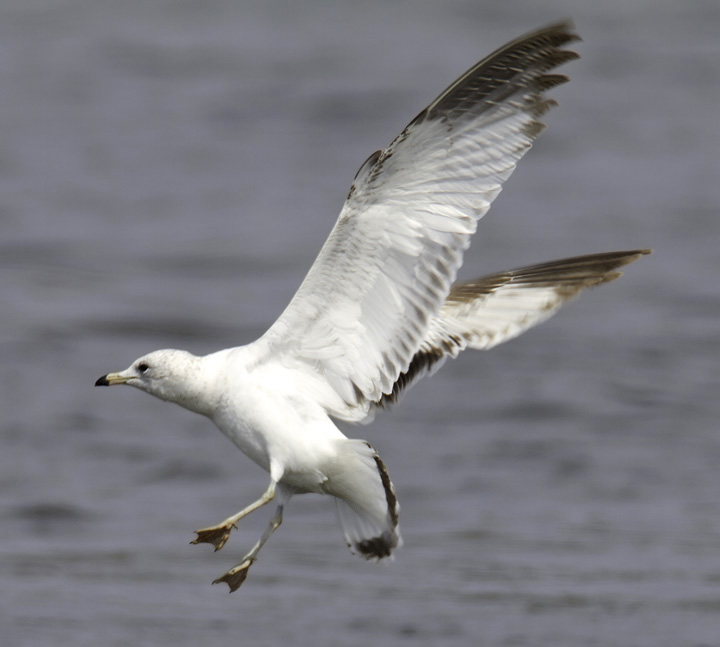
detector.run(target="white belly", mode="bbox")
[210,367,347,492]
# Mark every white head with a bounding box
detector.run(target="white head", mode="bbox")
[95,349,217,416]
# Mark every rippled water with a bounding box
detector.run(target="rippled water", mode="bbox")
[3,2,719,646]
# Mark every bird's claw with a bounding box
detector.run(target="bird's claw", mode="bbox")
[191,523,236,551]
[212,558,254,593]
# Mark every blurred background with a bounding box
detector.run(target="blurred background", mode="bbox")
[2,1,719,645]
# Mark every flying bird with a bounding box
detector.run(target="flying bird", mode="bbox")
[96,21,650,592]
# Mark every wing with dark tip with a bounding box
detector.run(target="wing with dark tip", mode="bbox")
[260,23,581,422]
[377,250,652,407]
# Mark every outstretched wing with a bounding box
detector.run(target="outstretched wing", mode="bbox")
[260,22,580,419]
[379,250,652,407]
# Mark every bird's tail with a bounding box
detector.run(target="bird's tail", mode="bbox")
[326,439,402,560]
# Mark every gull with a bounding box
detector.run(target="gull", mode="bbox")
[95,21,650,592]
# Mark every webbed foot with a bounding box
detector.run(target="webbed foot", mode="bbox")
[191,523,236,551]
[212,558,254,593]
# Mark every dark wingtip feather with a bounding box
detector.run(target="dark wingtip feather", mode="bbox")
[448,250,652,304]
[419,20,581,123]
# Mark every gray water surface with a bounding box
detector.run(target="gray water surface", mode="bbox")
[2,2,720,646]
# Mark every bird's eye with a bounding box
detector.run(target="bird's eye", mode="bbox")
[137,363,150,374]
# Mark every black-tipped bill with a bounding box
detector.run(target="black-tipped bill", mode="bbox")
[95,372,130,386]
